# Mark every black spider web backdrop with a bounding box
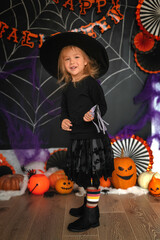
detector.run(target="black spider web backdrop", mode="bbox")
[0,0,150,149]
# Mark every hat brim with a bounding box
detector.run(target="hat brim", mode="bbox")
[40,32,109,78]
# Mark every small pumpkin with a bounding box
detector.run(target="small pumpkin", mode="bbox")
[49,170,66,189]
[28,174,50,195]
[111,149,137,189]
[0,174,24,190]
[55,177,73,194]
[99,176,111,188]
[148,174,160,197]
[138,171,160,189]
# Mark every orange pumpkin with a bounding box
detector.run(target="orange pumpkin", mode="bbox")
[148,174,160,197]
[111,150,137,189]
[99,176,111,188]
[49,170,65,188]
[0,174,24,190]
[55,177,73,194]
[28,174,50,195]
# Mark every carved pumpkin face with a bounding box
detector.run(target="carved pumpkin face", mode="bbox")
[55,178,73,194]
[111,156,137,189]
[28,174,50,195]
[148,175,160,197]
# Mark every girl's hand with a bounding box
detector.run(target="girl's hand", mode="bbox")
[61,119,72,131]
[83,110,94,122]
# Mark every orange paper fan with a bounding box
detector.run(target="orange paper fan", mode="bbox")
[0,153,16,174]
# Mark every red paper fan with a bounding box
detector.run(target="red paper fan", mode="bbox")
[136,0,160,40]
[111,135,154,176]
[133,32,155,53]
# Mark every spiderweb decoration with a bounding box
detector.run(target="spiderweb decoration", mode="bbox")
[0,0,148,148]
[111,135,154,176]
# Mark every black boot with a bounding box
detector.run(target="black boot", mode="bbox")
[69,197,86,217]
[68,206,100,232]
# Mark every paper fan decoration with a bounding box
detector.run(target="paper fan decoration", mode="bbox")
[133,31,156,53]
[136,0,160,40]
[45,148,67,171]
[111,135,153,176]
[0,153,15,177]
[134,41,160,73]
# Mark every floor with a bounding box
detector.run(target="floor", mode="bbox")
[0,190,160,240]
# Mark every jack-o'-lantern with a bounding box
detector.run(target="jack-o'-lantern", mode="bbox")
[28,174,50,195]
[99,176,111,188]
[111,149,137,189]
[148,174,160,197]
[55,178,73,194]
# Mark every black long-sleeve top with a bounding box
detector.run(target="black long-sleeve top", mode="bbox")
[60,76,107,139]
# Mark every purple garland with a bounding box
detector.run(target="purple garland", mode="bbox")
[109,73,160,147]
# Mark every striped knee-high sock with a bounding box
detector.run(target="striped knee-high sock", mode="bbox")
[86,187,100,208]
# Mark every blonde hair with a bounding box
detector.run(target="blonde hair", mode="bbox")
[57,46,100,84]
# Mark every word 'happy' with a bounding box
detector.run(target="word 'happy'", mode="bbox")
[53,0,118,15]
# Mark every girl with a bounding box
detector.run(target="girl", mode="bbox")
[40,32,114,232]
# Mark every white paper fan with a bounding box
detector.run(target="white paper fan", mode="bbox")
[111,135,153,176]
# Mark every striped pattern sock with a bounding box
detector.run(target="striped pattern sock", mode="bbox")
[86,187,100,208]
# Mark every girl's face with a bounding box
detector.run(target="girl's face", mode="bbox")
[62,47,88,82]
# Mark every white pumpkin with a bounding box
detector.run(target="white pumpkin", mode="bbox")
[138,171,160,189]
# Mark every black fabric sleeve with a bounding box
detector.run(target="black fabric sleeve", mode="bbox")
[60,91,69,122]
[88,78,107,116]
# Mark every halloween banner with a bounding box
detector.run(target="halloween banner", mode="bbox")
[0,0,150,149]
[0,0,124,48]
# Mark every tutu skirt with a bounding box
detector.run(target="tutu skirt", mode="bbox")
[65,133,114,189]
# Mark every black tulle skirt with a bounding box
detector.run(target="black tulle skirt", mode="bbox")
[65,133,114,189]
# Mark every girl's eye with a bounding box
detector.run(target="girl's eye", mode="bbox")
[75,56,80,58]
[64,58,70,61]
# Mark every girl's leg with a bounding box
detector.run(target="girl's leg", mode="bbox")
[86,187,100,209]
[69,186,100,217]
[68,186,100,232]
[69,196,86,217]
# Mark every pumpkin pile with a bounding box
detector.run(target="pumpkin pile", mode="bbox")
[111,149,137,189]
[138,171,160,197]
[138,171,159,189]
[49,170,73,194]
[48,170,66,189]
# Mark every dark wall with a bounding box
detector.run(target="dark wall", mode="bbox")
[0,0,150,149]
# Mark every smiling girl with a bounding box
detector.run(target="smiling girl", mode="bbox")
[40,32,114,232]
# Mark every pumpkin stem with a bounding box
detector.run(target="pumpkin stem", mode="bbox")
[121,148,124,158]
